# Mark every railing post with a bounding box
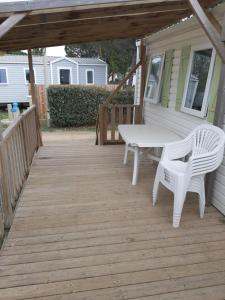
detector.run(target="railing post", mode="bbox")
[0,133,13,229]
[99,104,105,146]
[21,116,29,172]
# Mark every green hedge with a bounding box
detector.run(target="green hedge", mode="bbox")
[48,85,134,127]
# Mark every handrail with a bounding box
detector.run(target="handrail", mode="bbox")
[97,103,142,145]
[0,105,40,243]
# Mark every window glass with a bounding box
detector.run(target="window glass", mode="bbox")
[87,70,94,84]
[60,69,70,84]
[184,48,213,112]
[0,68,7,84]
[25,69,30,84]
[25,69,35,84]
[145,55,163,102]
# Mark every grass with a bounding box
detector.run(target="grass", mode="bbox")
[40,120,96,132]
[0,111,8,121]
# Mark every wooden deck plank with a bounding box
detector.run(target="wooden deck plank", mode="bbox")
[0,131,225,300]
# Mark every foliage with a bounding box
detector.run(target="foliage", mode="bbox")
[65,39,136,83]
[7,50,27,55]
[31,48,46,56]
[48,85,134,127]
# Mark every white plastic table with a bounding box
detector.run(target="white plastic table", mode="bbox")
[118,124,181,185]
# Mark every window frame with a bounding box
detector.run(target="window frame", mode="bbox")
[144,52,165,104]
[181,44,216,118]
[24,68,36,85]
[0,67,8,85]
[57,67,72,85]
[86,69,94,85]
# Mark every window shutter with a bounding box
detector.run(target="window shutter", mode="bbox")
[161,49,174,108]
[175,46,191,111]
[207,54,222,123]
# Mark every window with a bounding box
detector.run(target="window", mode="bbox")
[86,70,94,84]
[59,68,71,84]
[182,46,216,118]
[0,68,8,84]
[24,69,35,84]
[144,54,164,103]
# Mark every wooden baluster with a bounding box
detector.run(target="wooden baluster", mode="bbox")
[118,106,123,141]
[111,106,116,141]
[126,107,131,124]
[0,134,13,228]
[103,106,108,144]
[134,106,141,124]
[98,104,105,146]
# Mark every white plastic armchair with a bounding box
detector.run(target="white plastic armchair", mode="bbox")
[153,124,225,228]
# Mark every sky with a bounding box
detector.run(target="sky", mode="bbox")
[46,46,66,57]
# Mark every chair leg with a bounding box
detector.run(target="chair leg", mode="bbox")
[173,183,187,228]
[199,179,206,219]
[153,167,160,206]
[132,147,139,185]
[123,144,129,165]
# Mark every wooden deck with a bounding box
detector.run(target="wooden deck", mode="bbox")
[1,131,225,300]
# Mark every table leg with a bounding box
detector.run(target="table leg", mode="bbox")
[132,147,139,185]
[123,144,129,165]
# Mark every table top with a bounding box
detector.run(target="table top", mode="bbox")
[118,124,181,148]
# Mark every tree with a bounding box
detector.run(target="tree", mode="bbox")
[65,39,136,84]
[31,48,46,56]
[65,43,99,58]
[7,50,27,55]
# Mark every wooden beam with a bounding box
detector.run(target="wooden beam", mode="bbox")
[188,0,225,63]
[105,60,142,105]
[3,10,187,40]
[0,10,188,51]
[220,13,225,42]
[139,41,147,120]
[0,0,200,13]
[28,49,36,107]
[28,49,43,147]
[0,13,27,39]
[14,2,188,28]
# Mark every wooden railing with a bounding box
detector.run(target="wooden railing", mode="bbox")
[0,106,40,242]
[97,104,142,145]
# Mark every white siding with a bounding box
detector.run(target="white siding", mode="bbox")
[78,65,107,85]
[141,3,225,215]
[0,63,50,103]
[51,59,78,84]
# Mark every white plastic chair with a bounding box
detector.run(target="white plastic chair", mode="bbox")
[153,124,225,228]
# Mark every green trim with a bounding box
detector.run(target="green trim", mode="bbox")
[175,45,191,111]
[207,54,222,123]
[161,49,174,108]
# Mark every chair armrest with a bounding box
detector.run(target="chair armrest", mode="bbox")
[162,135,193,161]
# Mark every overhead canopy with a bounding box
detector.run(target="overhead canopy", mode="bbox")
[0,0,220,51]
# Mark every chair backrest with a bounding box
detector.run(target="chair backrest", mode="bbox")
[190,125,225,176]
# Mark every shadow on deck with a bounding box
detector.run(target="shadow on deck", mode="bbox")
[0,131,225,299]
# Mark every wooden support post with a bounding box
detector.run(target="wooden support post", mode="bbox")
[188,0,225,63]
[205,63,225,205]
[28,49,43,147]
[139,41,147,122]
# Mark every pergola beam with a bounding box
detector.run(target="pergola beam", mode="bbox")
[0,0,213,14]
[0,10,188,51]
[188,0,225,63]
[0,13,27,39]
[8,2,189,27]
